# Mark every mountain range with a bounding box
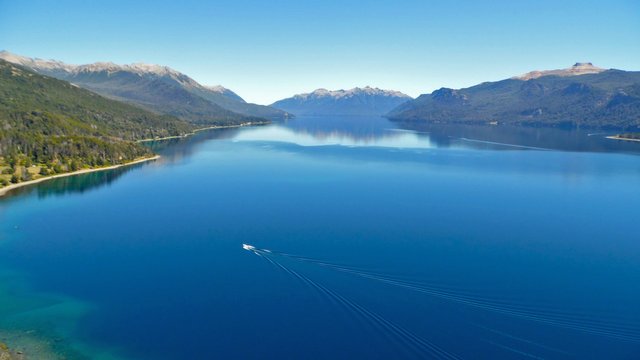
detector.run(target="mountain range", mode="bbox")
[387,63,640,130]
[271,87,412,116]
[0,59,193,174]
[0,51,290,125]
[2,53,640,191]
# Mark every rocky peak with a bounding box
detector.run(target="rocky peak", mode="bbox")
[514,63,606,80]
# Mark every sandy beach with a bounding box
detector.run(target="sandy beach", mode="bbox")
[1,122,268,198]
[0,155,160,198]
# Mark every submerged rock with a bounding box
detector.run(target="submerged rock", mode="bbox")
[0,342,19,360]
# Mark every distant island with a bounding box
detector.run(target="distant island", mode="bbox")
[607,133,640,142]
[272,87,411,116]
[387,63,640,130]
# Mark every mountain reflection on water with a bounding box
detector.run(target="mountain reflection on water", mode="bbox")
[145,127,243,163]
[1,115,639,360]
[1,165,139,201]
[240,115,640,153]
[3,116,637,202]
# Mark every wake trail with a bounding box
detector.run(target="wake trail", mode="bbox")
[253,249,460,360]
[471,323,572,356]
[361,274,640,332]
[267,255,448,359]
[283,254,640,332]
[365,275,640,342]
[252,249,424,357]
[457,137,552,151]
[252,246,640,343]
[295,267,432,359]
[269,254,622,323]
[482,338,546,360]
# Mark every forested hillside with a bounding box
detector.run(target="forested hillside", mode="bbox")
[0,51,288,123]
[388,65,640,130]
[0,60,193,187]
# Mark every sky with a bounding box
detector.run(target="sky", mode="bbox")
[1,0,639,104]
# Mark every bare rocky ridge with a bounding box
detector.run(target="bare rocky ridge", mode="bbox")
[513,62,606,80]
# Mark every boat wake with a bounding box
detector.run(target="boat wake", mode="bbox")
[243,244,460,359]
[243,244,640,357]
[456,137,552,151]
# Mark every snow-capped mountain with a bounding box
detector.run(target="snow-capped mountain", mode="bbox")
[293,87,409,100]
[272,87,412,116]
[513,62,606,81]
[0,50,289,123]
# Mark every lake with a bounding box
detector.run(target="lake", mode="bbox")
[1,116,639,359]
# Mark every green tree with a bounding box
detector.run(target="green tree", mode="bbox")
[10,174,20,184]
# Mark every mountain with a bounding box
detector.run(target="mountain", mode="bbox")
[387,63,640,130]
[271,87,412,116]
[0,59,192,184]
[186,84,291,121]
[0,51,290,124]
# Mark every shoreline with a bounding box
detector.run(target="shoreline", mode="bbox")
[0,155,160,198]
[606,135,640,143]
[137,121,269,143]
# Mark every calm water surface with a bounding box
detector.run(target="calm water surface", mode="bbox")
[1,116,639,359]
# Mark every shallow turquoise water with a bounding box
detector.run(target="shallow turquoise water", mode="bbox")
[1,117,640,359]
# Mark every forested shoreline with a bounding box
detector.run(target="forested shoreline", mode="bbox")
[0,59,193,188]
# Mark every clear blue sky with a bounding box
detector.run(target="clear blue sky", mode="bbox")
[1,0,638,104]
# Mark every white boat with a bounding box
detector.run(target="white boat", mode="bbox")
[242,244,256,251]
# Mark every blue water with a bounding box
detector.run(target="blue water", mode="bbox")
[1,117,640,359]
